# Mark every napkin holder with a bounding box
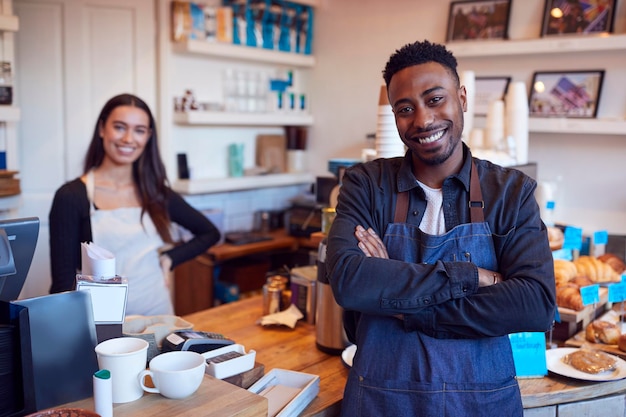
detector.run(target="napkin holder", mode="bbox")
[76,274,128,343]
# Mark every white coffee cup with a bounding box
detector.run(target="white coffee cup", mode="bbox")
[95,337,149,403]
[138,351,206,399]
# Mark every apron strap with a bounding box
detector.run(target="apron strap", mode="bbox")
[394,190,409,223]
[393,160,485,224]
[469,160,485,223]
[85,170,96,216]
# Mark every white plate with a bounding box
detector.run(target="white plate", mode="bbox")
[341,344,357,368]
[546,347,626,381]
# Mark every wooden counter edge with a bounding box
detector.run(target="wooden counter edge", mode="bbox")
[519,375,626,408]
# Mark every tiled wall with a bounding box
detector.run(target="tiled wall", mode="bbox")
[182,183,313,235]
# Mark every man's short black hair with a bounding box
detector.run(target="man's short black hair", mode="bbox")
[383,40,460,88]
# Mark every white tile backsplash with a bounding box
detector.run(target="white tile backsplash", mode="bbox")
[183,184,312,233]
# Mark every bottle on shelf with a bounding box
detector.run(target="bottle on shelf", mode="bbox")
[0,62,13,105]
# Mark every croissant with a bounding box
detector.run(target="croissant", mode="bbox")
[574,255,620,283]
[554,259,578,287]
[598,253,626,274]
[556,283,584,311]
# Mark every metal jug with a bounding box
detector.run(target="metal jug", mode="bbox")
[315,239,348,355]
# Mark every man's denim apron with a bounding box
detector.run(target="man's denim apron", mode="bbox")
[341,162,522,417]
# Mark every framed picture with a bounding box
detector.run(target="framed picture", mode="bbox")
[473,76,511,117]
[529,70,604,118]
[446,0,511,42]
[541,0,616,37]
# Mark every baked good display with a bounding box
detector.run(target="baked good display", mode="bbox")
[547,226,564,251]
[585,320,621,345]
[574,255,620,283]
[562,348,617,374]
[598,253,626,274]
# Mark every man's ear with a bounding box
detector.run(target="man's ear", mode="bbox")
[459,85,468,112]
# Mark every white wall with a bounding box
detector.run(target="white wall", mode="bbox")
[308,0,626,234]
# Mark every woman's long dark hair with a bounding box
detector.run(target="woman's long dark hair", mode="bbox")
[83,93,173,243]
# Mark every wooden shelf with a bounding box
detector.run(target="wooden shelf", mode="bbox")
[0,106,20,122]
[174,111,313,127]
[0,14,18,32]
[173,39,315,67]
[172,172,315,195]
[529,117,626,135]
[447,33,626,57]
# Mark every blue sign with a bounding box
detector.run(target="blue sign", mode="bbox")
[580,284,600,306]
[509,332,547,378]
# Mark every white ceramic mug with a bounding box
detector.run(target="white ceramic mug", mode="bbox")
[94,337,149,403]
[138,351,206,399]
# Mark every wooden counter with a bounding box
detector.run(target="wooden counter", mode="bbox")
[58,374,268,417]
[184,295,345,417]
[185,296,626,417]
[55,296,626,416]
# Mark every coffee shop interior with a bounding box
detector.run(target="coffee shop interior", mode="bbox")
[1,0,626,415]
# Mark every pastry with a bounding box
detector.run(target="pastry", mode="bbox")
[574,255,620,283]
[563,348,617,374]
[547,226,564,251]
[571,275,593,288]
[585,320,621,345]
[619,334,626,352]
[554,259,577,287]
[598,253,626,274]
[556,284,583,311]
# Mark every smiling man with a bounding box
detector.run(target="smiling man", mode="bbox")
[326,40,556,417]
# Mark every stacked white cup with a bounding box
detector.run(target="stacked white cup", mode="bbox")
[375,85,406,158]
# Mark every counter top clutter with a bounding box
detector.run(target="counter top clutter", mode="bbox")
[46,295,626,417]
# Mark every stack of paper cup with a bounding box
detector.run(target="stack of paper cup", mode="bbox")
[485,99,505,150]
[460,70,475,145]
[375,85,405,158]
[505,81,529,165]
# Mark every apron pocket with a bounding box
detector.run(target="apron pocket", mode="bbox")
[442,379,523,417]
[353,375,443,417]
[348,374,522,417]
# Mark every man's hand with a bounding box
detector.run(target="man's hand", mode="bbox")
[355,225,389,259]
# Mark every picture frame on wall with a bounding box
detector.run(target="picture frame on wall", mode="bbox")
[541,0,616,37]
[473,76,511,117]
[529,70,604,118]
[446,0,511,42]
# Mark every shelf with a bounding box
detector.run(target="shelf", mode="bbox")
[529,117,626,135]
[174,111,313,127]
[0,106,20,121]
[290,0,320,6]
[173,172,315,195]
[173,39,315,67]
[0,15,18,32]
[0,194,20,211]
[447,33,626,57]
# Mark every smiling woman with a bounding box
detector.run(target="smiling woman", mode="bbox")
[48,94,222,316]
